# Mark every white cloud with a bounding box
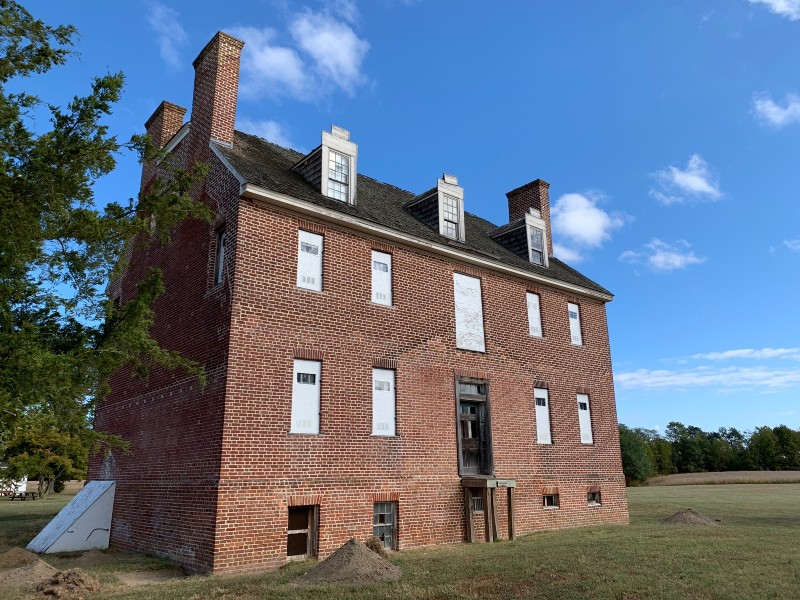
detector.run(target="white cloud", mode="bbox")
[146,1,188,70]
[290,11,369,96]
[692,348,800,361]
[619,239,706,272]
[236,118,299,150]
[749,0,800,20]
[753,92,800,128]
[784,239,800,251]
[228,4,369,102]
[650,154,722,205]
[550,192,625,262]
[616,365,800,391]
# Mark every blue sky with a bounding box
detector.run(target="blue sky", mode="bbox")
[26,1,800,434]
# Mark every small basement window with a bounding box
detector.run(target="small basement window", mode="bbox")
[471,495,485,513]
[543,494,560,508]
[373,502,398,550]
[287,505,318,558]
[587,491,601,506]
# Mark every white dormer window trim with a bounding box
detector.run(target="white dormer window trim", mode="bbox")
[321,125,357,205]
[437,174,465,242]
[525,210,549,268]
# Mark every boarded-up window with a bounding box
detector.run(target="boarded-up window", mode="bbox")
[291,360,321,434]
[453,273,486,352]
[297,230,323,291]
[371,250,392,305]
[372,368,396,436]
[527,292,543,337]
[534,387,552,444]
[568,302,583,346]
[577,393,593,444]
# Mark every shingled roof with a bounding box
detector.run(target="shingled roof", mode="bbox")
[215,130,612,298]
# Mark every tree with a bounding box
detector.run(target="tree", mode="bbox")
[748,426,780,470]
[0,2,209,494]
[619,425,655,485]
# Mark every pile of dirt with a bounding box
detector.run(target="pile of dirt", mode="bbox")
[662,508,720,526]
[293,538,401,586]
[74,550,111,567]
[0,547,40,568]
[35,568,100,598]
[0,558,57,589]
[365,536,388,558]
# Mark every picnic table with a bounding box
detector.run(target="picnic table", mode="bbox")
[8,490,38,500]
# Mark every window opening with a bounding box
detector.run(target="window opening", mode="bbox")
[588,491,601,506]
[568,302,583,346]
[287,506,318,558]
[327,151,350,201]
[442,193,460,239]
[214,230,226,284]
[529,227,544,265]
[296,373,316,385]
[373,502,398,550]
[456,378,492,476]
[543,494,560,508]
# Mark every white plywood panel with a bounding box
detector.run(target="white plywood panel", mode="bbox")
[372,368,396,436]
[291,359,321,434]
[371,251,392,306]
[534,388,551,444]
[577,393,593,444]
[28,481,115,553]
[568,302,583,346]
[527,292,542,337]
[453,273,486,352]
[297,231,323,291]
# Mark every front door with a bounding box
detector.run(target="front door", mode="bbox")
[457,380,492,476]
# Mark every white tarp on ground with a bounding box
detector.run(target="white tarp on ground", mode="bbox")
[27,480,115,553]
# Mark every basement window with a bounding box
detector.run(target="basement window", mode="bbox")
[373,502,398,550]
[471,495,485,513]
[587,491,601,506]
[287,505,319,558]
[543,494,560,508]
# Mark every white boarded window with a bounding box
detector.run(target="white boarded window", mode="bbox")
[568,302,582,346]
[371,250,392,306]
[577,393,593,444]
[534,388,552,444]
[372,368,396,436]
[526,292,542,337]
[453,273,485,352]
[297,230,323,291]
[291,360,321,434]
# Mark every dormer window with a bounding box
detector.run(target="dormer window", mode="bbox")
[292,124,358,205]
[442,193,460,239]
[525,210,549,268]
[529,227,545,265]
[404,174,465,242]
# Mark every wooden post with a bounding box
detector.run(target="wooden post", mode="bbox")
[464,487,474,543]
[490,488,498,541]
[507,487,515,540]
[483,487,494,542]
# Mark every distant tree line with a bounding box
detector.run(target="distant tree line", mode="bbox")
[618,422,800,485]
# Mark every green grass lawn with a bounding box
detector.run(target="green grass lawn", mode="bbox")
[2,484,799,599]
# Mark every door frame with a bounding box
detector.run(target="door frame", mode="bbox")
[455,376,494,477]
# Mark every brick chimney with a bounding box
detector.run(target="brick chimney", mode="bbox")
[506,179,553,256]
[189,32,244,156]
[141,101,187,187]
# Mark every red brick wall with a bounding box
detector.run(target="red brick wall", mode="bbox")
[506,179,554,256]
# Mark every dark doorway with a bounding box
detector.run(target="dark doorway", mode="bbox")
[456,379,493,476]
[287,505,318,558]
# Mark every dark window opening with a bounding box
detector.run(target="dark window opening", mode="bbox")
[543,494,560,508]
[456,378,493,476]
[373,502,397,550]
[287,505,318,558]
[588,491,601,505]
[214,230,226,284]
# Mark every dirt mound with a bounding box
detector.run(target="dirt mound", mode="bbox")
[36,568,100,598]
[663,508,720,526]
[365,536,388,558]
[0,558,57,588]
[293,538,401,586]
[74,550,111,566]
[0,547,40,568]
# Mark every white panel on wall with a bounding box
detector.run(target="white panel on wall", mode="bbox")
[453,273,486,352]
[568,302,583,346]
[371,250,392,306]
[527,292,543,337]
[372,368,396,436]
[577,393,593,444]
[297,230,323,291]
[291,359,321,434]
[534,388,552,444]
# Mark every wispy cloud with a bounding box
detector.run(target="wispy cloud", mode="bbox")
[749,0,800,21]
[229,2,369,102]
[550,192,625,263]
[619,239,706,272]
[753,92,800,128]
[236,118,300,150]
[145,1,188,70]
[650,154,723,205]
[616,366,800,391]
[784,239,800,251]
[692,347,800,361]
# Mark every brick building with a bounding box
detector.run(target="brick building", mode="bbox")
[90,31,629,574]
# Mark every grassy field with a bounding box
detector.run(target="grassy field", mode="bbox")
[2,483,799,599]
[646,470,800,486]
